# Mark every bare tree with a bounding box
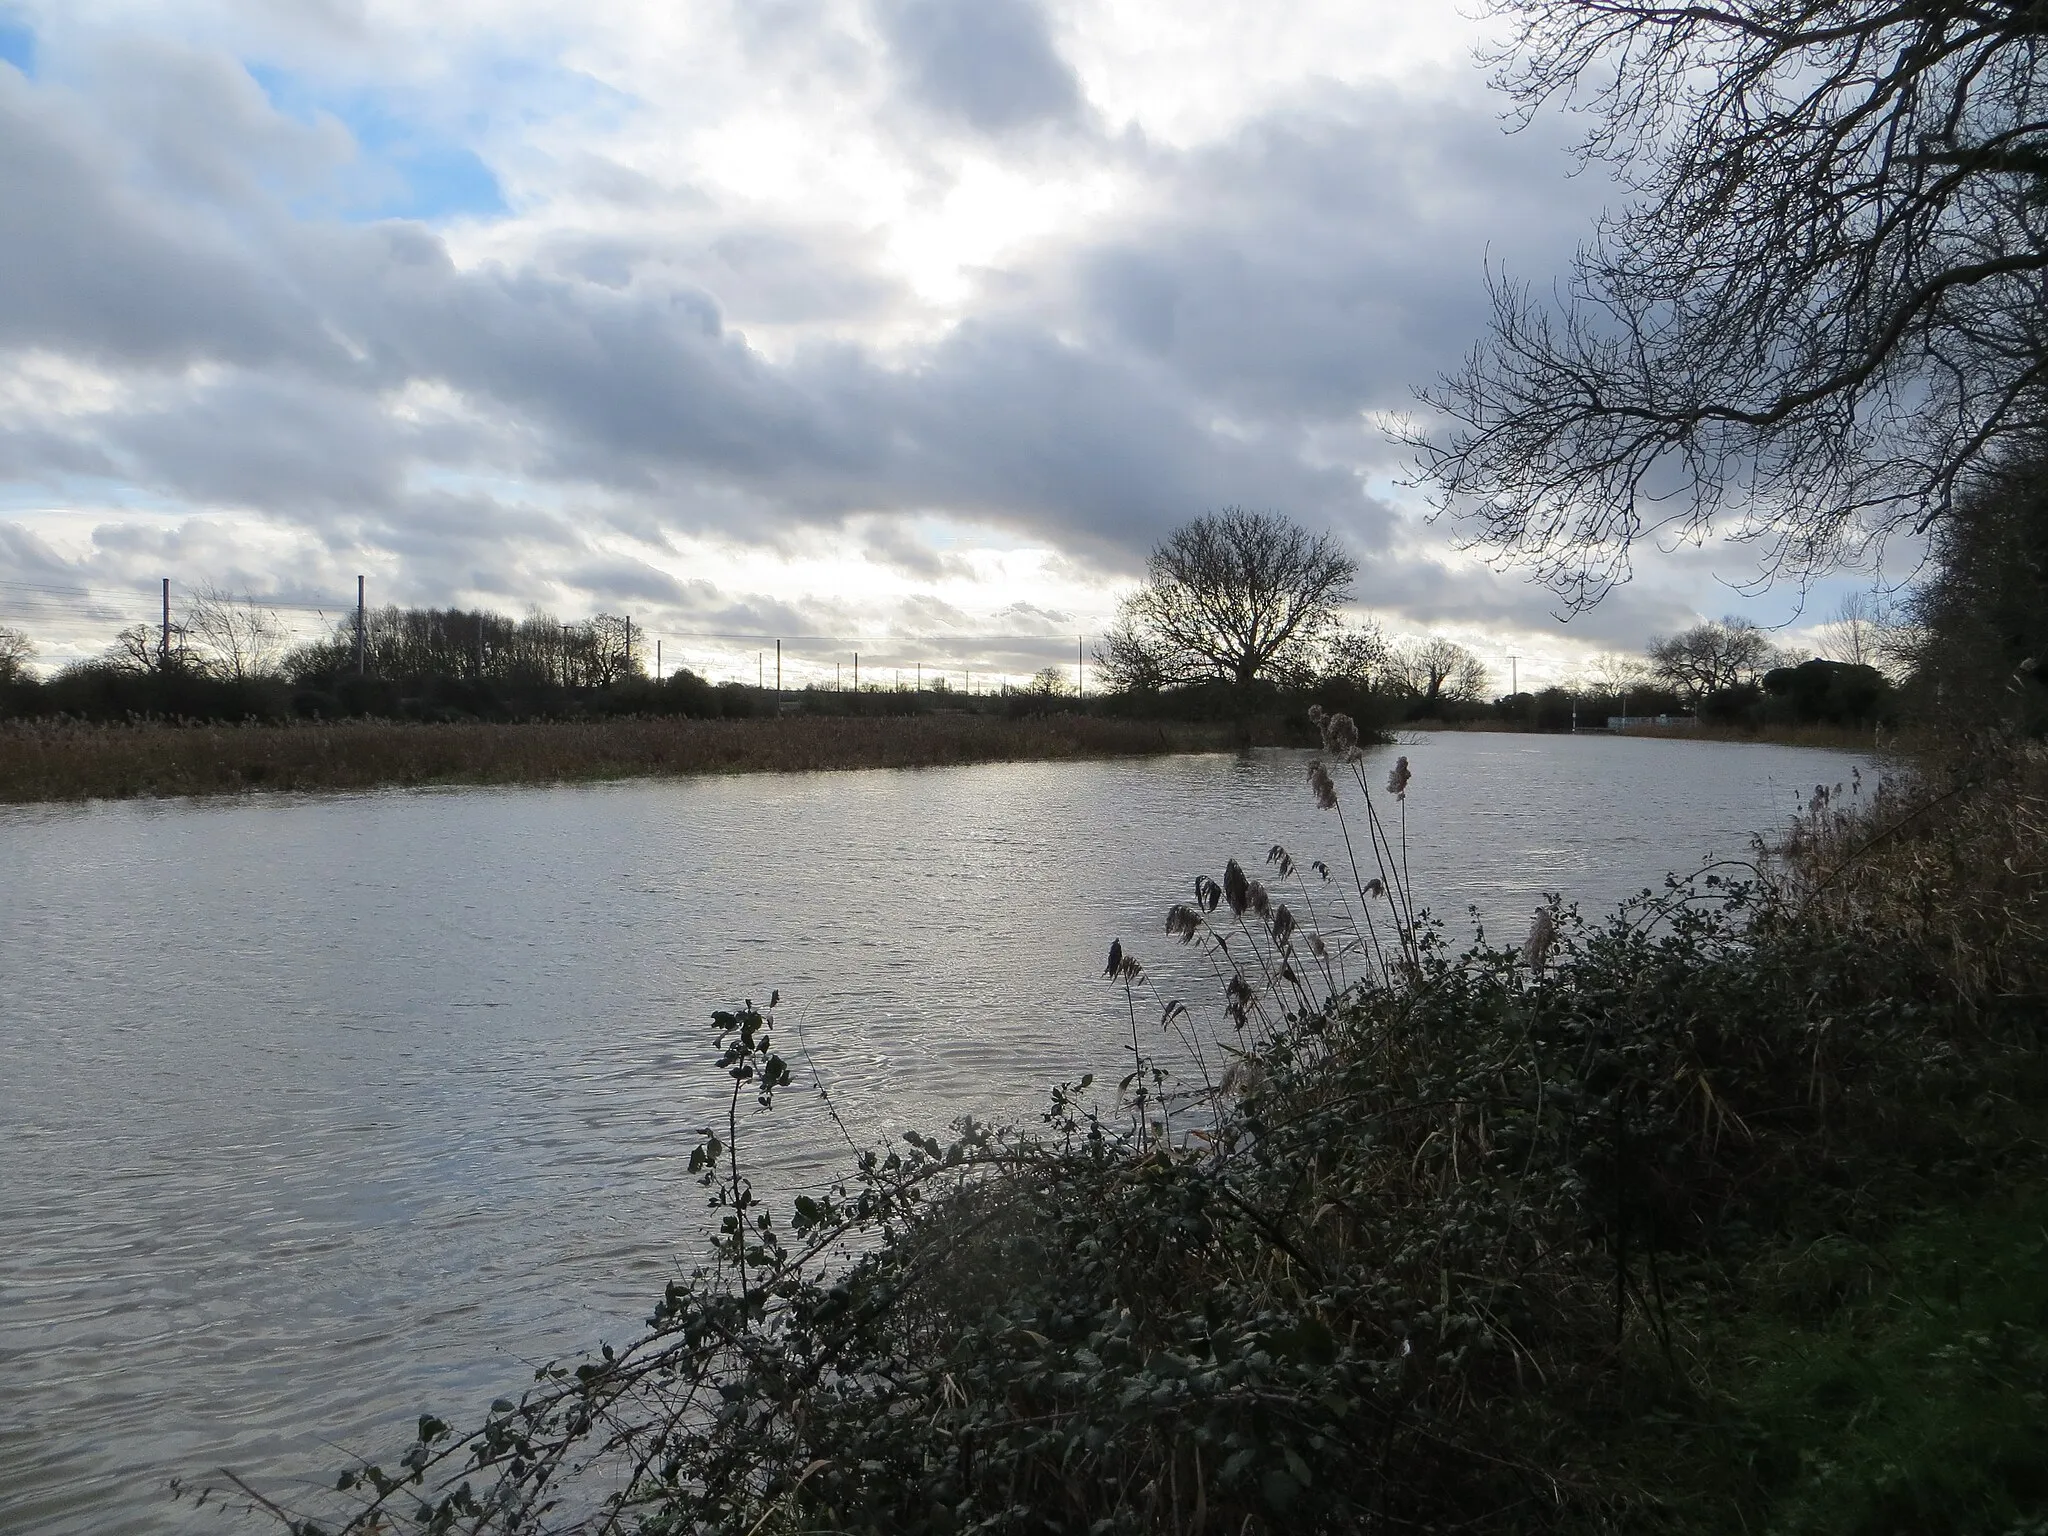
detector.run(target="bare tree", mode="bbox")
[183,584,288,681]
[1322,619,1393,687]
[1109,509,1357,690]
[1413,1,2048,609]
[580,615,642,688]
[1026,666,1071,697]
[1812,591,1895,670]
[1094,624,1170,693]
[107,621,195,674]
[1400,637,1491,705]
[0,623,33,683]
[1584,651,1652,710]
[1647,618,1778,703]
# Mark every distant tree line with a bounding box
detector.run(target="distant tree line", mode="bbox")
[7,458,2044,737]
[0,597,769,725]
[1089,497,2048,738]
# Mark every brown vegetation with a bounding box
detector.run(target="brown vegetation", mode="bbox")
[0,713,1232,804]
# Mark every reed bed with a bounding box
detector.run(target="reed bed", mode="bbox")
[0,714,1230,804]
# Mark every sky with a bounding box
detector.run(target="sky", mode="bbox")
[0,0,1884,688]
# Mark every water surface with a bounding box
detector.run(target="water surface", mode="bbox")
[0,733,1876,1532]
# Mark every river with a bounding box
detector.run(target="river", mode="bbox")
[0,732,1877,1533]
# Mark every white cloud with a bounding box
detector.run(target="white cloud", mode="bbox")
[0,0,1801,674]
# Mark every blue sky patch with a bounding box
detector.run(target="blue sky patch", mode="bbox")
[0,18,36,76]
[248,63,508,222]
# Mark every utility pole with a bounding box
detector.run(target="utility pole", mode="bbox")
[854,652,859,690]
[656,639,662,680]
[1078,636,1084,696]
[775,639,781,696]
[915,661,921,695]
[1509,655,1520,696]
[355,575,366,677]
[624,615,632,679]
[835,662,840,691]
[758,652,764,689]
[159,577,170,672]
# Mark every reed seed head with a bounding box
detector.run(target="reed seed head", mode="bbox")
[1322,711,1362,761]
[1271,903,1296,948]
[1103,939,1124,978]
[1223,858,1251,916]
[1387,756,1411,799]
[1248,879,1272,920]
[1166,903,1203,942]
[1225,972,1254,1027]
[1521,906,1557,973]
[1308,759,1339,810]
[1267,844,1295,877]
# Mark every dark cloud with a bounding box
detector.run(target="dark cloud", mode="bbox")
[870,0,1080,132]
[0,26,1680,654]
[0,67,334,368]
[1071,82,1610,420]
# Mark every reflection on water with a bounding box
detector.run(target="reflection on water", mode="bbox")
[0,733,1876,1532]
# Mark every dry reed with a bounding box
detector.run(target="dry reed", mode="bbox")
[0,714,1232,805]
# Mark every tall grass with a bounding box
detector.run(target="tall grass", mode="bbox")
[0,715,1232,804]
[233,727,2046,1536]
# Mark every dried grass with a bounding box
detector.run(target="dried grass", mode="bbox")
[1774,743,2048,1010]
[0,714,1231,804]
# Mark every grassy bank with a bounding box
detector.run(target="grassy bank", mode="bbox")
[0,713,1235,803]
[251,730,2045,1536]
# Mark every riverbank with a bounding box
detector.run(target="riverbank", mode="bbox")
[295,738,2045,1535]
[1405,717,1890,751]
[0,713,1235,803]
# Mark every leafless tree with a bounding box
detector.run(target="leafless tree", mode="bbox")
[1321,619,1394,687]
[1026,665,1071,696]
[107,621,194,674]
[1647,617,1779,703]
[1412,1,2048,609]
[1094,624,1170,693]
[1583,651,1653,710]
[1812,590,1898,671]
[0,623,33,682]
[1400,637,1492,705]
[1107,509,1357,690]
[579,615,641,688]
[183,584,288,681]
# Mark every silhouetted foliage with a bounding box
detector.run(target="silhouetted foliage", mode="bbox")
[1761,659,1895,729]
[1100,510,1357,691]
[1902,445,2048,735]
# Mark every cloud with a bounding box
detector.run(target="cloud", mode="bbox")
[0,1,1771,671]
[871,0,1081,133]
[1069,81,1608,420]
